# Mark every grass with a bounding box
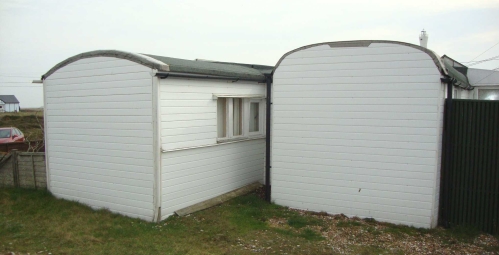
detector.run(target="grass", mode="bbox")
[0,110,44,141]
[0,188,498,255]
[0,188,327,254]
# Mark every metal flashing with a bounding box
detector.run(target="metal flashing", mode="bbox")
[328,41,372,48]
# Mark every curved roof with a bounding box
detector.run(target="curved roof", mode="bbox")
[273,40,448,76]
[42,50,271,81]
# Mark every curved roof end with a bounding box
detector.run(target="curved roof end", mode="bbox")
[42,50,170,80]
[272,40,448,77]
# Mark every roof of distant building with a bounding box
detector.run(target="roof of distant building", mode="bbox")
[0,95,19,104]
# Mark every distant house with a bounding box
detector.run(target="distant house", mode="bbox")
[0,95,20,112]
[467,68,499,100]
[441,55,499,100]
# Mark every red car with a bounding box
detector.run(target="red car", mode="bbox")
[0,127,25,143]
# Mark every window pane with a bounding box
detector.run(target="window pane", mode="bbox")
[249,102,259,132]
[217,98,226,138]
[233,98,242,136]
[478,89,499,100]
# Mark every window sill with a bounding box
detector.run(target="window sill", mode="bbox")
[162,135,265,153]
[217,135,265,144]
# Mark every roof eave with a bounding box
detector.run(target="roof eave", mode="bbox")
[41,50,170,80]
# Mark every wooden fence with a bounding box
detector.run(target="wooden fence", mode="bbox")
[0,150,46,189]
[0,140,45,153]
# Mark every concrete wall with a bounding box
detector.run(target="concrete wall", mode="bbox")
[0,151,46,189]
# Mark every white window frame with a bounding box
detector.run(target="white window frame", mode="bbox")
[247,99,264,137]
[216,97,265,143]
[474,88,499,100]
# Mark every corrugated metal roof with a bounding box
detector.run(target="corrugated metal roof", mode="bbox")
[0,95,19,104]
[42,50,272,81]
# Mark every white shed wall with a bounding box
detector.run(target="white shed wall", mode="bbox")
[3,103,20,112]
[44,57,155,220]
[272,43,444,228]
[159,78,265,218]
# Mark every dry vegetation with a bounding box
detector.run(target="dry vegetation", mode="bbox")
[1,187,498,255]
[0,109,44,142]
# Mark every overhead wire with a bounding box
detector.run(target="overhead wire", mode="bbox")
[467,41,499,62]
[0,75,40,78]
[467,55,499,66]
[0,81,40,84]
[471,65,499,85]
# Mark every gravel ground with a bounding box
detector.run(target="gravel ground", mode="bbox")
[254,187,499,254]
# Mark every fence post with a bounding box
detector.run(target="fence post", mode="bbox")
[31,154,37,189]
[11,149,19,187]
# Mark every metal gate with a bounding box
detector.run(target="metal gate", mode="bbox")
[439,99,499,234]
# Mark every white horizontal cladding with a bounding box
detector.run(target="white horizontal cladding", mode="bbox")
[275,90,438,98]
[280,52,431,66]
[44,56,155,221]
[272,42,442,228]
[274,75,440,84]
[277,60,438,72]
[276,68,440,78]
[160,139,265,218]
[159,78,265,150]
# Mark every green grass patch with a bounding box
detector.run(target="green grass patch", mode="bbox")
[1,188,497,254]
[0,188,327,254]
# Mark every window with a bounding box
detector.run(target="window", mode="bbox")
[249,102,259,132]
[233,98,243,136]
[217,98,227,138]
[217,97,264,141]
[478,89,499,100]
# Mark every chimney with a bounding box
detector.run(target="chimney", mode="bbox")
[419,30,428,48]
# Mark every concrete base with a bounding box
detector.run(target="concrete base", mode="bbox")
[175,182,262,216]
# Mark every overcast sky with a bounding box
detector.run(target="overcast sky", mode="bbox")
[1,0,498,108]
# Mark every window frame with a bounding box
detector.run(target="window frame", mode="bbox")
[216,97,265,143]
[475,88,499,100]
[247,99,264,137]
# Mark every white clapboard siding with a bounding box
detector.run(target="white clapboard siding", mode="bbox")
[272,43,444,228]
[159,78,266,150]
[160,139,265,218]
[44,56,155,221]
[159,78,266,219]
